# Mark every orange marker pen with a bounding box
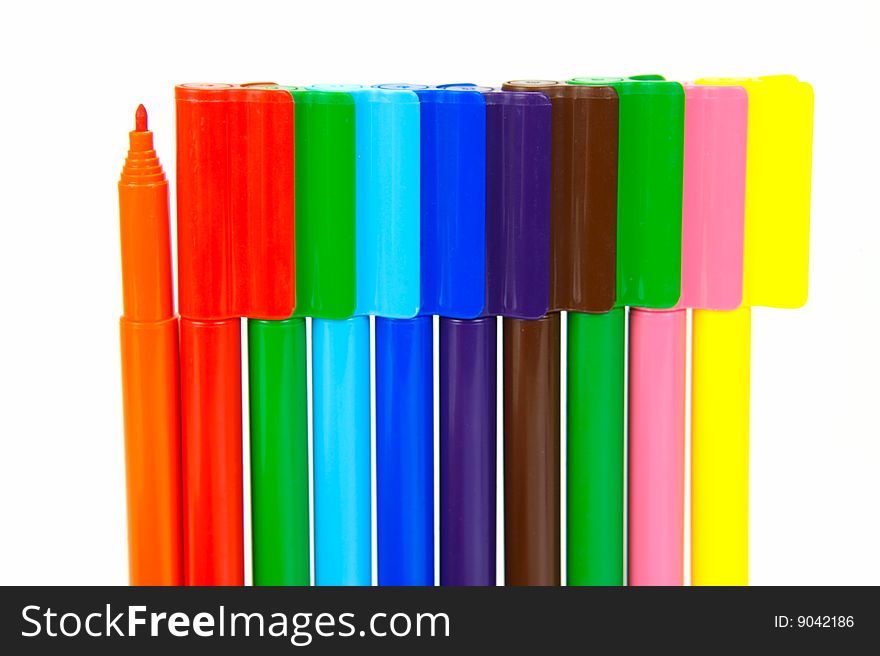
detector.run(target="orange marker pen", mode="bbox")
[118,105,183,585]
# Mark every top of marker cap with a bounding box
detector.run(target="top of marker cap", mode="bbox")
[567,75,683,309]
[309,83,364,91]
[674,83,748,311]
[695,75,813,309]
[375,83,431,91]
[443,85,495,93]
[175,83,295,320]
[568,76,623,85]
[503,79,559,87]
[503,79,619,314]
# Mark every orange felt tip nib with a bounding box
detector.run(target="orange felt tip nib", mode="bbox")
[136,104,148,132]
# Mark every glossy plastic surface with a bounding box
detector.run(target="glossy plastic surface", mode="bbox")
[692,308,751,585]
[676,84,748,311]
[248,318,310,586]
[308,85,421,318]
[503,314,561,586]
[120,318,182,585]
[261,88,359,319]
[119,126,174,323]
[118,116,182,585]
[624,84,748,587]
[502,81,618,313]
[440,317,497,586]
[563,77,682,587]
[312,317,371,585]
[356,87,420,317]
[566,308,624,586]
[236,86,310,586]
[485,91,552,318]
[375,317,434,585]
[696,75,813,309]
[498,81,619,588]
[443,88,552,319]
[690,76,813,585]
[368,86,435,585]
[180,318,243,586]
[382,85,487,318]
[567,76,684,309]
[628,308,686,585]
[175,83,295,320]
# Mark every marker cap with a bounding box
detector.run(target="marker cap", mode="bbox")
[175,83,295,320]
[676,84,748,311]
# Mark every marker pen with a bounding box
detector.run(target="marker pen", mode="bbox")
[118,105,182,585]
[690,75,813,585]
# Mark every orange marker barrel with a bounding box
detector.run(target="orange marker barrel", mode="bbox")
[118,105,183,585]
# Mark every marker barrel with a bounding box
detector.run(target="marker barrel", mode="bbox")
[692,307,751,585]
[312,317,372,585]
[120,317,182,585]
[248,318,310,586]
[628,308,686,585]
[440,317,497,586]
[376,316,434,585]
[180,318,244,585]
[503,313,560,586]
[566,308,624,585]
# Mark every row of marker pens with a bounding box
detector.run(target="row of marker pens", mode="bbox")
[118,76,813,587]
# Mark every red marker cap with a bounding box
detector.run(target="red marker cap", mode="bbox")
[175,83,295,320]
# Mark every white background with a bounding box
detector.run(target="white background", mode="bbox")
[0,0,877,586]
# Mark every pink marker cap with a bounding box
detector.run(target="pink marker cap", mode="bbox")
[675,84,748,311]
